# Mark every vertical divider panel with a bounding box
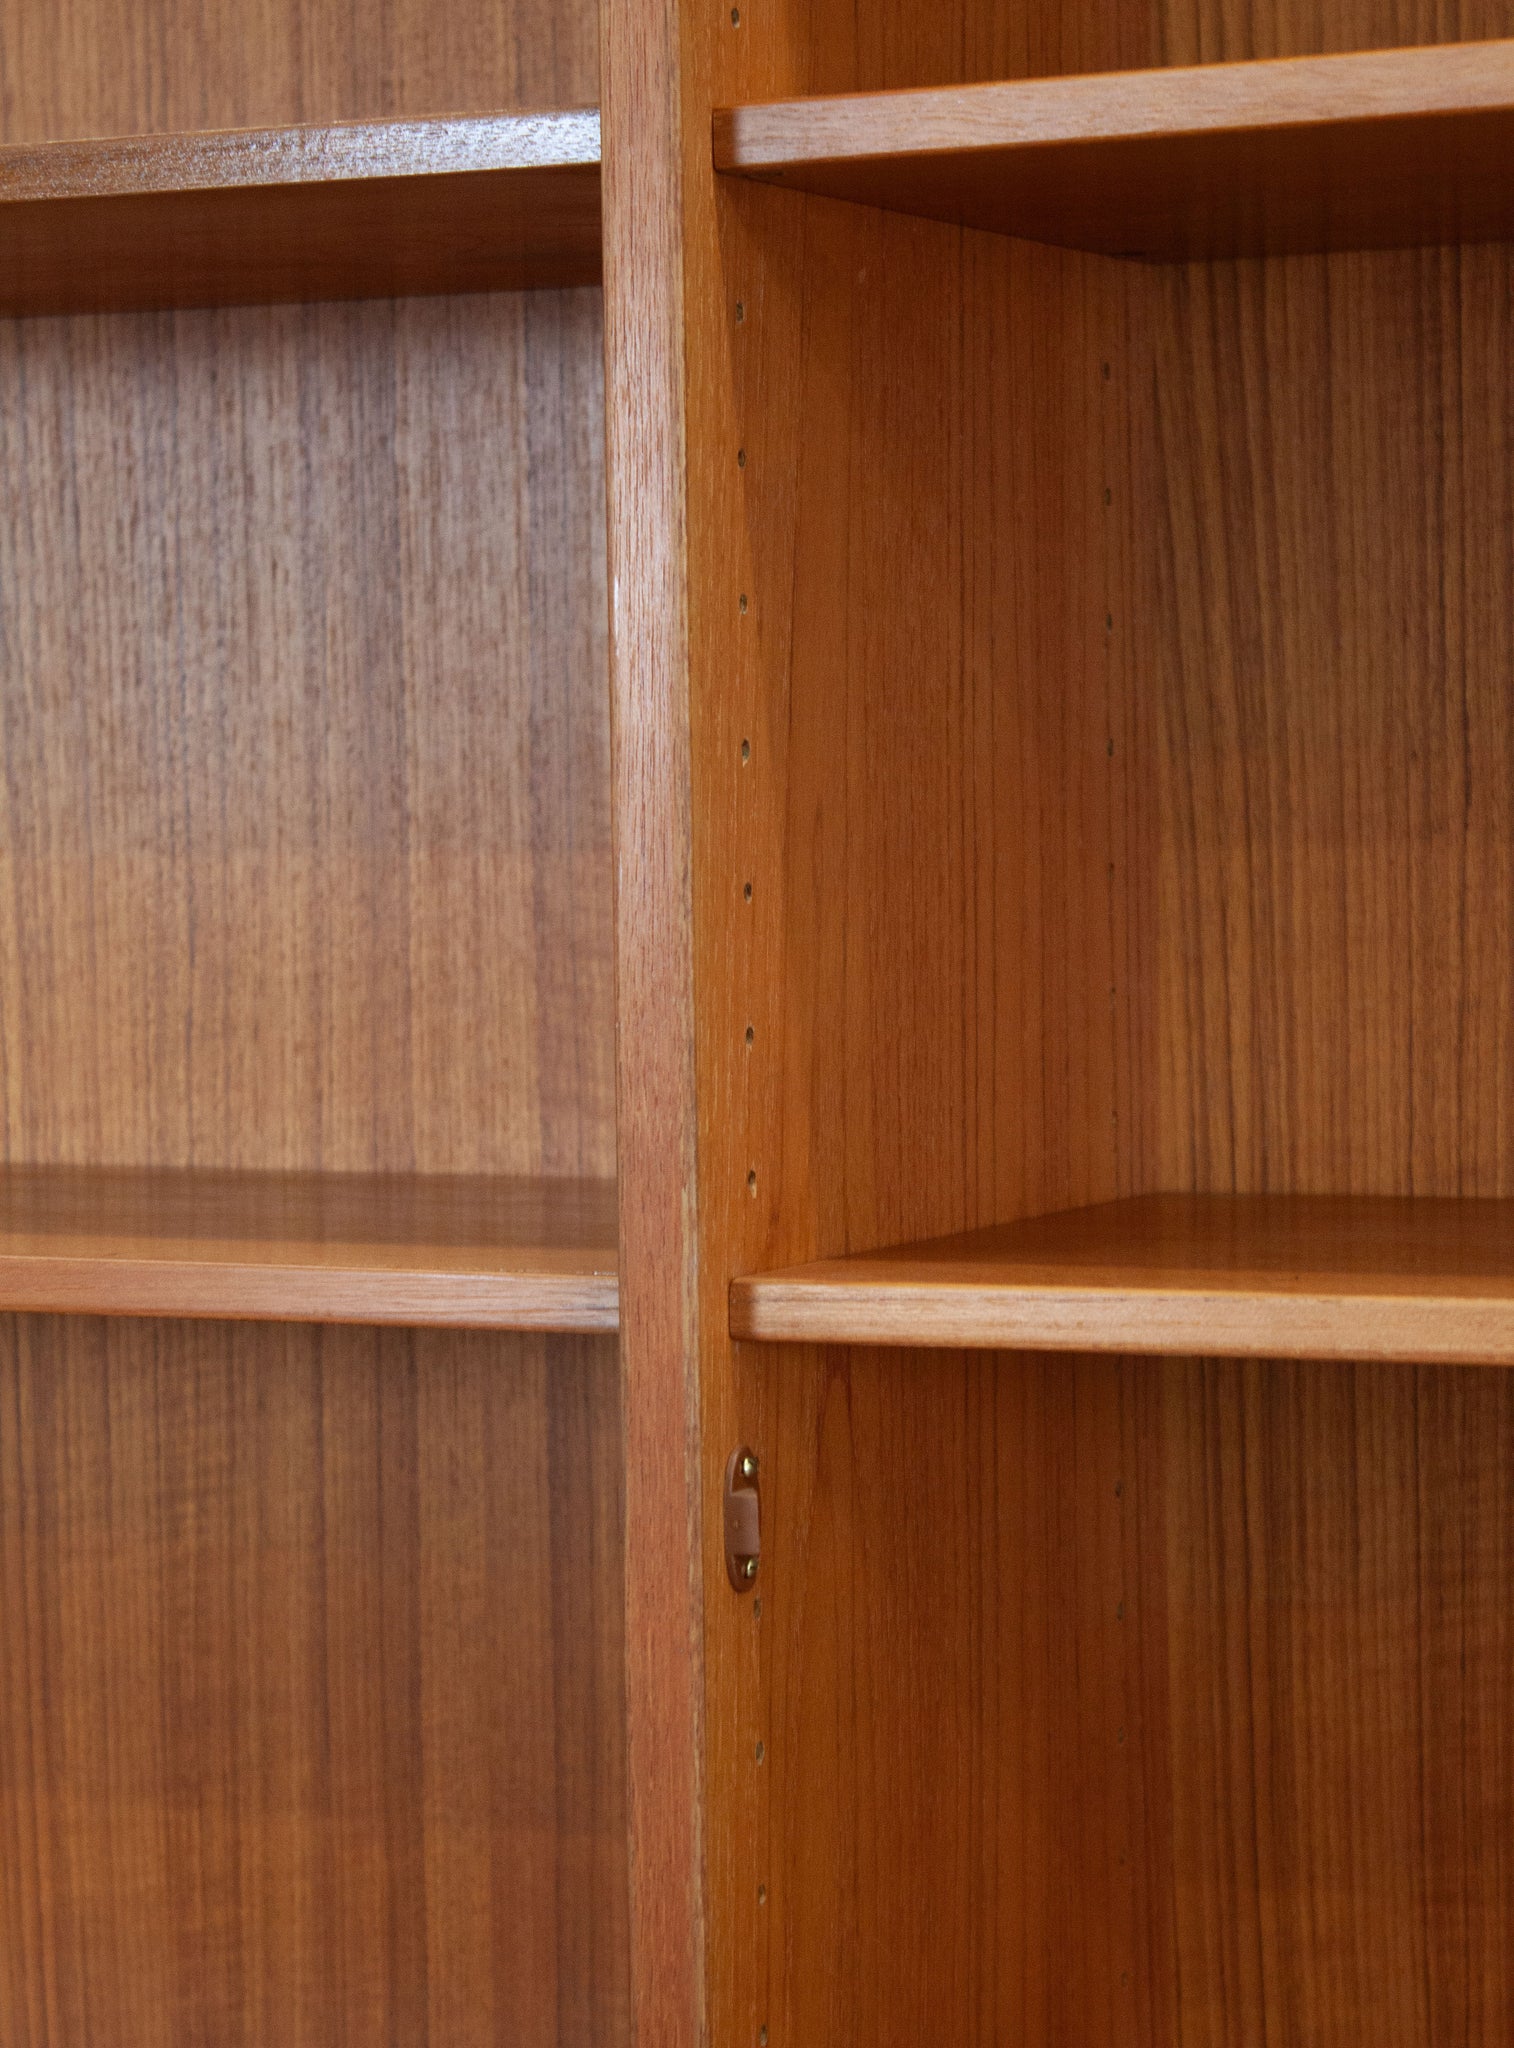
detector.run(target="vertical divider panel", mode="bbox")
[601,1,706,2044]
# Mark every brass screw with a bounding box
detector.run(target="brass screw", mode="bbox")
[742,1453,759,1480]
[743,1558,758,1581]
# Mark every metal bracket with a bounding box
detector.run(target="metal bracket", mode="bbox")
[724,1446,761,1591]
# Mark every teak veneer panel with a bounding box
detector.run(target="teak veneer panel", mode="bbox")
[0,0,599,146]
[0,0,627,2044]
[0,114,602,313]
[599,2,707,2046]
[633,3,1514,2048]
[716,40,1514,259]
[0,289,613,1180]
[733,1194,1514,1361]
[1150,240,1514,1202]
[669,6,1154,2048]
[0,1167,618,1328]
[0,1316,629,2045]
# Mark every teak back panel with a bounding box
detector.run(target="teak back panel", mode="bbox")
[639,4,1514,2048]
[1153,242,1514,1199]
[1143,11,1514,2033]
[0,289,612,1178]
[0,1319,628,2048]
[0,0,597,146]
[0,4,625,2045]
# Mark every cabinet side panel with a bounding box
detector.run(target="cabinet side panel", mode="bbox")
[0,290,613,1177]
[682,4,1162,2045]
[0,1318,629,2047]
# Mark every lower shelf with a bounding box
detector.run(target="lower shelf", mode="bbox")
[0,1167,618,1330]
[730,1193,1514,1365]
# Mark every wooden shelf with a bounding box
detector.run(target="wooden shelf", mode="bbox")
[0,108,601,314]
[714,39,1514,259]
[731,1194,1514,1364]
[0,1167,618,1329]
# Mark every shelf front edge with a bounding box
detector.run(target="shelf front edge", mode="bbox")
[730,1277,1514,1366]
[0,1256,619,1332]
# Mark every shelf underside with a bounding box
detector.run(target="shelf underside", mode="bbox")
[715,39,1514,259]
[0,1167,618,1329]
[731,1195,1514,1364]
[0,109,601,313]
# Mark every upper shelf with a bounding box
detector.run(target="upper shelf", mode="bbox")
[731,1194,1514,1366]
[714,39,1514,260]
[0,1167,619,1330]
[0,108,601,315]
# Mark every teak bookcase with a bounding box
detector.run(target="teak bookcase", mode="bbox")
[3,0,1514,2042]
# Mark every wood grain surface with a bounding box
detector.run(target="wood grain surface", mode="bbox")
[0,0,626,2040]
[676,2,1514,2047]
[683,5,1153,2046]
[752,1345,1514,2045]
[0,0,598,146]
[0,287,613,1181]
[0,1316,628,2046]
[733,1192,1514,1360]
[0,114,603,312]
[599,0,708,2042]
[1149,237,1514,1205]
[716,41,1514,259]
[0,1166,618,1328]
